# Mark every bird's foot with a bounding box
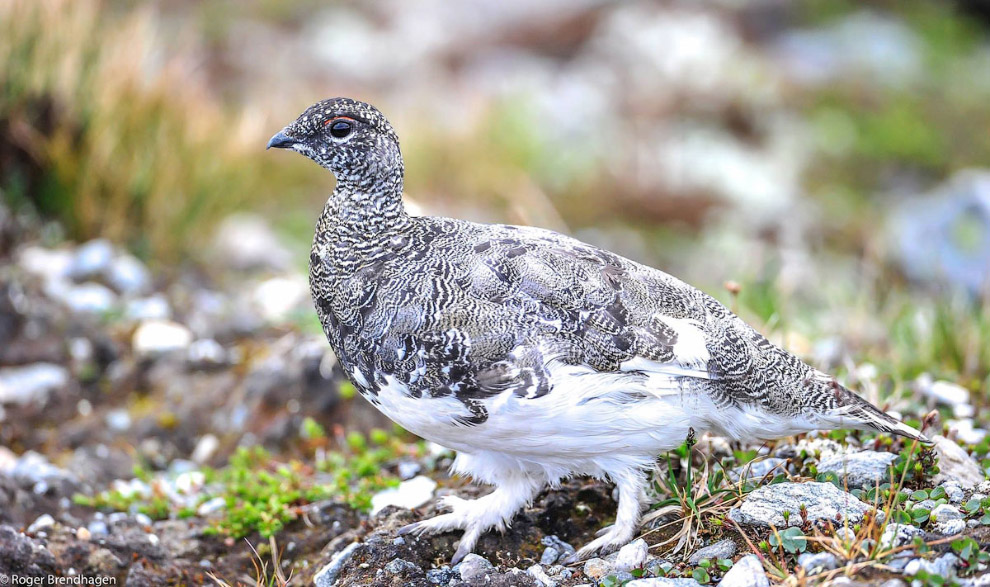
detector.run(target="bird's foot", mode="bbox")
[397,495,482,565]
[565,525,636,564]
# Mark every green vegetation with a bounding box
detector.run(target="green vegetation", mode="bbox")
[74,422,412,538]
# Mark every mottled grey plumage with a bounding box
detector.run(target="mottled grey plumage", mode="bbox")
[269,97,924,564]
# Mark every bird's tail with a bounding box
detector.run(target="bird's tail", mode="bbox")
[817,380,928,443]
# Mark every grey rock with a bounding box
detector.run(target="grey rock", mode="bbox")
[106,254,151,295]
[941,483,965,504]
[0,363,68,405]
[932,503,963,523]
[70,239,114,280]
[797,552,838,575]
[933,435,984,489]
[582,557,612,580]
[426,566,454,585]
[904,559,936,576]
[879,523,922,549]
[728,482,872,527]
[717,555,768,587]
[730,458,788,482]
[527,564,555,587]
[880,580,907,587]
[87,520,109,536]
[614,538,649,571]
[688,538,735,565]
[816,450,896,489]
[457,553,494,582]
[384,558,420,575]
[935,519,966,535]
[186,339,228,368]
[51,281,117,314]
[933,552,961,576]
[645,557,674,577]
[626,579,703,587]
[540,546,562,566]
[541,535,575,560]
[124,294,172,321]
[314,541,361,587]
[397,460,422,480]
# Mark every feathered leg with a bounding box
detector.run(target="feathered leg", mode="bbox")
[569,468,647,561]
[399,472,545,564]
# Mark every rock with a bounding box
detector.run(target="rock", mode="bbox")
[0,524,57,574]
[932,435,984,489]
[70,239,114,280]
[132,319,193,356]
[918,378,970,408]
[528,564,555,587]
[27,513,55,534]
[940,482,965,504]
[314,541,361,587]
[458,553,494,582]
[191,434,220,464]
[688,538,736,564]
[935,519,966,535]
[730,458,788,482]
[17,245,73,283]
[539,535,575,566]
[384,558,420,575]
[426,567,454,585]
[614,538,649,571]
[397,460,422,480]
[48,281,117,314]
[728,482,872,527]
[370,475,436,515]
[124,294,172,321]
[948,419,986,445]
[0,363,68,405]
[797,552,838,574]
[626,579,702,587]
[106,254,151,295]
[904,558,936,576]
[879,523,922,549]
[583,557,612,580]
[251,275,310,323]
[186,339,228,369]
[931,504,963,523]
[213,213,292,271]
[76,526,91,541]
[718,555,768,587]
[816,450,896,489]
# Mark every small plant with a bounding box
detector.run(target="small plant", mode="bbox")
[769,526,808,554]
[951,536,990,576]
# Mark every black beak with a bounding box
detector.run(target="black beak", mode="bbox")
[266,131,298,150]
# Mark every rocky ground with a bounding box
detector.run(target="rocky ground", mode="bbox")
[1,205,990,586]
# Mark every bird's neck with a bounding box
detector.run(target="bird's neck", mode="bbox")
[320,166,409,239]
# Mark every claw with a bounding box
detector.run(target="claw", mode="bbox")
[451,541,471,565]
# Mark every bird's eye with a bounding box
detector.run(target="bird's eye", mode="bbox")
[329,120,352,139]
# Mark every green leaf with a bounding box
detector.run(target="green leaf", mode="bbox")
[692,568,711,584]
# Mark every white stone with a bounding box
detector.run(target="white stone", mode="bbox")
[125,294,171,321]
[251,275,310,323]
[197,497,226,516]
[370,475,436,515]
[948,419,987,445]
[27,514,56,534]
[798,552,838,575]
[47,281,117,314]
[933,435,984,489]
[106,254,151,295]
[614,538,649,572]
[132,320,193,356]
[715,554,768,587]
[816,450,897,489]
[935,519,966,535]
[879,523,923,549]
[70,239,114,279]
[527,564,555,587]
[457,553,494,582]
[191,434,219,464]
[17,246,73,283]
[0,363,69,405]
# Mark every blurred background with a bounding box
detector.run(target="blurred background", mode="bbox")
[2,0,990,579]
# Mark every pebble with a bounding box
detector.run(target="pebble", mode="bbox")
[191,434,220,464]
[55,281,118,314]
[314,542,362,587]
[370,475,436,515]
[251,275,309,323]
[27,514,56,534]
[614,538,649,571]
[87,520,109,536]
[426,566,454,585]
[730,457,788,482]
[728,482,871,527]
[717,554,769,587]
[17,245,73,283]
[687,538,735,564]
[197,497,227,516]
[186,339,228,368]
[106,254,151,295]
[397,460,422,480]
[583,557,611,580]
[124,294,172,321]
[541,546,562,566]
[797,552,838,574]
[541,535,575,564]
[625,578,703,587]
[935,519,966,535]
[70,239,114,279]
[940,482,965,504]
[0,363,69,406]
[931,504,963,523]
[528,564,556,587]
[816,450,896,489]
[879,523,922,549]
[384,558,420,575]
[457,553,494,582]
[132,320,193,356]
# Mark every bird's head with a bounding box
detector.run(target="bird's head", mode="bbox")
[267,97,401,185]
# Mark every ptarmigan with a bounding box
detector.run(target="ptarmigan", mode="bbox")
[268,97,925,564]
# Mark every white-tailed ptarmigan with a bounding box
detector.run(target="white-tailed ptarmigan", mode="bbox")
[268,97,926,564]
